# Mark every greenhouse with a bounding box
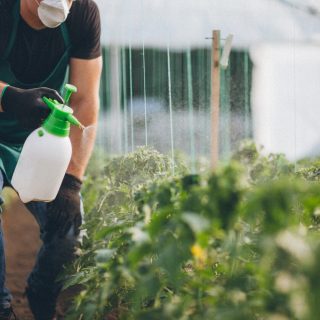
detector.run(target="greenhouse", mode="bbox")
[1,0,320,319]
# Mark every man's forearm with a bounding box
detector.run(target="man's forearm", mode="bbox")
[67,97,99,180]
[0,81,9,112]
[66,56,102,180]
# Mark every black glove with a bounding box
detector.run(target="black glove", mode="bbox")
[1,86,63,129]
[45,174,83,242]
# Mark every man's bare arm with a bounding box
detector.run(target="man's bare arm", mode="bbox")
[0,81,9,112]
[67,56,103,180]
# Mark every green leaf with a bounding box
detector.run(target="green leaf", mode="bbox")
[181,212,210,233]
[95,249,116,263]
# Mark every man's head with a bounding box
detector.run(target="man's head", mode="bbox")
[32,0,74,28]
[36,0,74,9]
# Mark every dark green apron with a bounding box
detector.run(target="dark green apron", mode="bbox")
[0,0,71,184]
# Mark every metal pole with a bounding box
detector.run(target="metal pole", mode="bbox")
[211,30,221,169]
[110,46,122,154]
[244,51,250,138]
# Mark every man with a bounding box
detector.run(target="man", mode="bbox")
[0,0,102,319]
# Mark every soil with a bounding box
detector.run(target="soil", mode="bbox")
[1,191,76,320]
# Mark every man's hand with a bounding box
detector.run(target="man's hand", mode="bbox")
[45,174,82,242]
[1,86,63,129]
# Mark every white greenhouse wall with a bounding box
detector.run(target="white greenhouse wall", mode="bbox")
[251,43,320,160]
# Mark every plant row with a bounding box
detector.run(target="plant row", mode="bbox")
[64,143,320,320]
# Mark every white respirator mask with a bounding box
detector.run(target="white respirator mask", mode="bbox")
[34,0,70,28]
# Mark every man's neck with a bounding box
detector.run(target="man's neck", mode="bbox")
[20,0,46,30]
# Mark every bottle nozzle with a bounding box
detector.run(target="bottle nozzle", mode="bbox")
[41,84,84,136]
[67,114,85,130]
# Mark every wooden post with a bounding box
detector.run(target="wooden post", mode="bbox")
[211,30,221,169]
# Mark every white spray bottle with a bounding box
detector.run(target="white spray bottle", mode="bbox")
[11,84,83,203]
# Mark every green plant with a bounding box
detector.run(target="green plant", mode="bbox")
[64,144,320,320]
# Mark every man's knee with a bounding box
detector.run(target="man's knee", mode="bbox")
[42,233,80,269]
[42,224,80,246]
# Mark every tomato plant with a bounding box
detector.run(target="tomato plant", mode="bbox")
[64,144,320,320]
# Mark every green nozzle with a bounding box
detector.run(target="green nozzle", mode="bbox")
[67,114,82,127]
[42,84,83,137]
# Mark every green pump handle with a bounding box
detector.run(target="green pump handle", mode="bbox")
[44,84,78,112]
[64,84,77,104]
[43,97,82,127]
[41,84,84,137]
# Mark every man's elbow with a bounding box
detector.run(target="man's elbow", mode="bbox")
[71,96,100,123]
[72,94,100,111]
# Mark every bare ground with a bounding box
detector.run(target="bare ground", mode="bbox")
[2,192,76,320]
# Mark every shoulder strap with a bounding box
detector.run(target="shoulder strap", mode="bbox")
[3,0,20,59]
[60,22,71,48]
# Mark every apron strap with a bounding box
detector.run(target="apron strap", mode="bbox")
[60,23,71,49]
[3,0,20,60]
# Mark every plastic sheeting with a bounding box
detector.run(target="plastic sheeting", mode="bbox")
[95,0,320,49]
[251,43,320,160]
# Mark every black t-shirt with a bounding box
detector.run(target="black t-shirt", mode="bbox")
[0,0,101,84]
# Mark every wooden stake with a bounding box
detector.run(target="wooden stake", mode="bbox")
[211,30,221,169]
